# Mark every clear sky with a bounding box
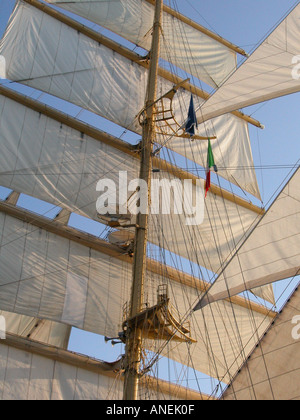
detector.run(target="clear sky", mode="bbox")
[0,0,299,396]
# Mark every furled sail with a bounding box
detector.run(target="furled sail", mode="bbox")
[194,167,300,310]
[0,91,263,276]
[0,209,274,382]
[197,3,300,123]
[45,0,240,88]
[0,0,261,199]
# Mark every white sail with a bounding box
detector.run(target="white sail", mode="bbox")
[0,212,132,338]
[0,0,261,198]
[163,112,260,199]
[0,210,273,382]
[223,285,300,400]
[149,287,273,384]
[1,0,297,401]
[0,334,206,400]
[197,3,300,123]
[46,0,238,88]
[195,168,300,310]
[0,93,263,275]
[0,340,123,400]
[0,311,70,348]
[0,55,5,79]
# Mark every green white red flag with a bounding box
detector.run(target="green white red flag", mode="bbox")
[205,139,218,197]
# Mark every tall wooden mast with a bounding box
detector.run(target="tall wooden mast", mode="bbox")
[123,0,163,401]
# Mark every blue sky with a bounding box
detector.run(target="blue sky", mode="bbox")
[0,0,299,396]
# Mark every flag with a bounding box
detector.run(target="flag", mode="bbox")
[185,94,198,137]
[205,139,218,197]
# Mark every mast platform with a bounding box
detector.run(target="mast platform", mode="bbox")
[122,286,197,345]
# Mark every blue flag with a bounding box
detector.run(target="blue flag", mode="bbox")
[185,94,198,137]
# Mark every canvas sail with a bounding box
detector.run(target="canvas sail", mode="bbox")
[0,310,71,348]
[194,167,300,310]
[0,55,5,79]
[45,0,239,88]
[0,211,131,337]
[0,334,208,400]
[0,0,291,400]
[223,285,300,400]
[0,0,261,199]
[0,92,264,277]
[0,209,273,383]
[197,3,300,123]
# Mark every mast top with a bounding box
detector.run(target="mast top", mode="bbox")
[145,0,248,56]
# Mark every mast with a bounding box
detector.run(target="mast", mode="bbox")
[123,0,163,401]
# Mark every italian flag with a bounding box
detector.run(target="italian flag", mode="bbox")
[205,139,217,198]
